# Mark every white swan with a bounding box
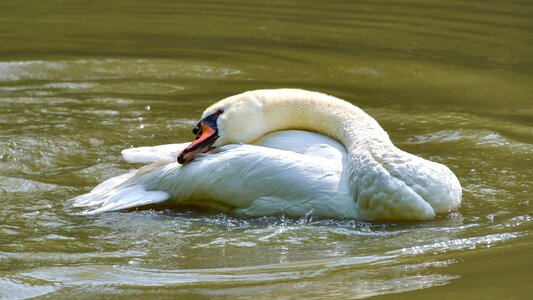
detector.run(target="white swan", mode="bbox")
[73,89,461,220]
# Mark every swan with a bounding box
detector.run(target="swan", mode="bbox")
[72,89,461,220]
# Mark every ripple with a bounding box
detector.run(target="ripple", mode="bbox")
[18,257,459,299]
[0,59,242,82]
[392,232,519,255]
[407,130,464,144]
[494,215,532,229]
[18,255,448,287]
[0,250,147,263]
[0,176,59,193]
[42,82,96,90]
[406,129,518,148]
[0,278,57,300]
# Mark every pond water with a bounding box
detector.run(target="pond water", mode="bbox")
[0,0,531,298]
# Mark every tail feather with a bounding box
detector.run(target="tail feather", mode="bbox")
[85,186,170,214]
[72,171,137,208]
[71,169,170,214]
[72,143,187,213]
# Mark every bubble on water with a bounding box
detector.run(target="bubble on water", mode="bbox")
[145,105,151,111]
[486,214,494,222]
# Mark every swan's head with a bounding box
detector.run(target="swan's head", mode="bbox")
[178,91,269,164]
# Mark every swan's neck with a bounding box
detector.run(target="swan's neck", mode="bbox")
[249,89,394,156]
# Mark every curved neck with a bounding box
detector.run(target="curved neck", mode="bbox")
[252,89,394,155]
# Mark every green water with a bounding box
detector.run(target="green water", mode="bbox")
[1,0,531,298]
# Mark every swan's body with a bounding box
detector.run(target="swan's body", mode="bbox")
[73,89,461,220]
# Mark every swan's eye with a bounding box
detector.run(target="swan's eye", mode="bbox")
[216,108,224,114]
[192,123,201,135]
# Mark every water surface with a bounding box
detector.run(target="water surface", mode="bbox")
[0,0,531,299]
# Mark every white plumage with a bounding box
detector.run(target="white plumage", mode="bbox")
[72,89,461,220]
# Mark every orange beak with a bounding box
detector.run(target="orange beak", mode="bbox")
[177,109,223,164]
[177,123,218,164]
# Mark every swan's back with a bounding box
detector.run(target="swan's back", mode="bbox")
[74,131,356,218]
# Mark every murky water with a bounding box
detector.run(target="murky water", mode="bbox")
[1,0,531,298]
